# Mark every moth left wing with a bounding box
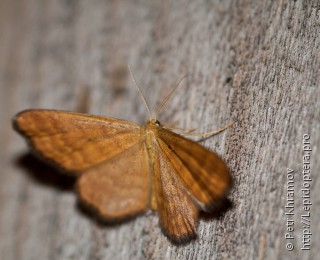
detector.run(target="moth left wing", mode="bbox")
[13,109,141,173]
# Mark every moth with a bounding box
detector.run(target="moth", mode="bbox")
[13,69,232,243]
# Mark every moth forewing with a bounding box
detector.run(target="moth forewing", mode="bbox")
[13,109,141,172]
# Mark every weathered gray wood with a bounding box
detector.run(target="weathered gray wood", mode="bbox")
[0,0,319,259]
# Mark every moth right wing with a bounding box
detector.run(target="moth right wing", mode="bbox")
[13,109,141,172]
[153,129,231,242]
[158,128,231,211]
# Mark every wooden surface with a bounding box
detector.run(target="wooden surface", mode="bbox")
[0,0,319,259]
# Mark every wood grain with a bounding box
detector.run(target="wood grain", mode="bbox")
[0,0,319,259]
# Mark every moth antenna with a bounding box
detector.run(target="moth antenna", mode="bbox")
[128,65,152,121]
[155,75,186,120]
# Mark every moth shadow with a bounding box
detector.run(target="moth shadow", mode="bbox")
[15,152,76,191]
[200,198,233,221]
[76,200,144,229]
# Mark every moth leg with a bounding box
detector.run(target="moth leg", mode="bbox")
[180,122,233,137]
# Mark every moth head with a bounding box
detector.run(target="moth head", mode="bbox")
[146,119,161,127]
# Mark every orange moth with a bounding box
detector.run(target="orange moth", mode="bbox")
[13,67,232,243]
